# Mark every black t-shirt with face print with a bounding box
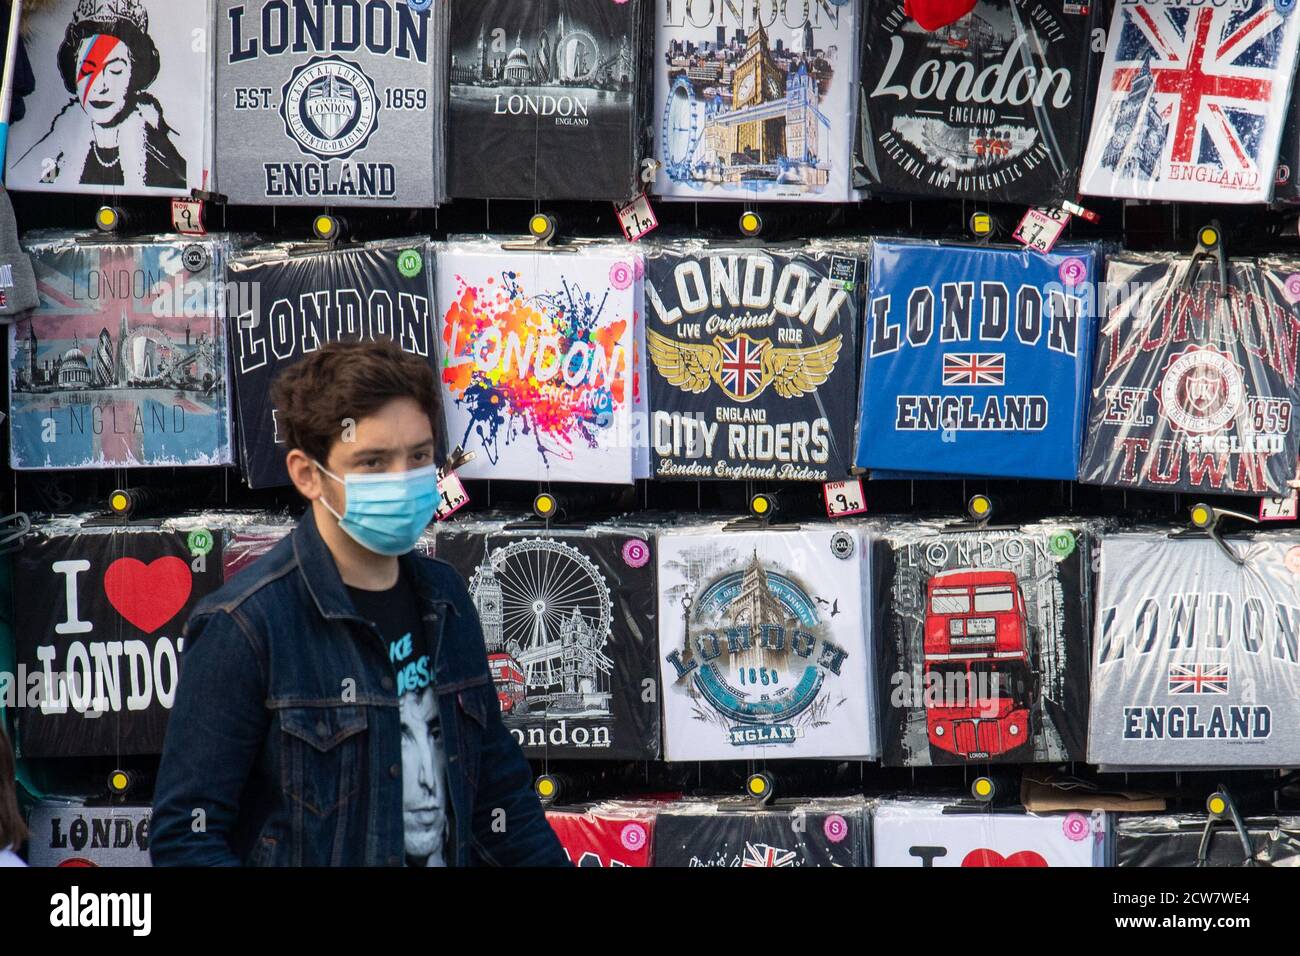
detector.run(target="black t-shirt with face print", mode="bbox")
[347,572,450,867]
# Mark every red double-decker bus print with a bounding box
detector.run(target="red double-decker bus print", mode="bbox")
[922,569,1037,761]
[489,653,527,715]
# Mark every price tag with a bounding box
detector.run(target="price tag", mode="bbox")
[615,193,658,242]
[1260,492,1298,521]
[823,478,867,519]
[435,470,470,522]
[1012,206,1070,253]
[171,199,206,236]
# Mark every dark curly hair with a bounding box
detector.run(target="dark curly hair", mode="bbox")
[57,16,161,99]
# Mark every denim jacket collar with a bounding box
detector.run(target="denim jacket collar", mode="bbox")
[291,507,458,625]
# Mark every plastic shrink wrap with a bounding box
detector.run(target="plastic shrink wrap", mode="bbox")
[25,802,153,867]
[856,0,1100,205]
[227,238,437,488]
[447,0,650,201]
[653,0,862,202]
[872,797,1107,866]
[652,797,870,867]
[645,240,862,482]
[432,514,661,760]
[214,0,449,206]
[875,518,1098,767]
[1077,253,1300,497]
[1115,813,1300,866]
[855,240,1099,481]
[1088,531,1300,769]
[10,232,232,470]
[434,238,648,484]
[1079,0,1300,204]
[657,520,877,762]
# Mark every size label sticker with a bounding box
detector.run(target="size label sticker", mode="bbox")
[823,478,867,519]
[435,471,470,522]
[171,199,206,236]
[615,193,658,242]
[1012,206,1070,253]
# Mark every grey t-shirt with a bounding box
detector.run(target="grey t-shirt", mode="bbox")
[1089,532,1300,768]
[214,0,446,205]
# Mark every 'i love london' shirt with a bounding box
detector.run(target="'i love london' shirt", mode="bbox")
[347,573,450,866]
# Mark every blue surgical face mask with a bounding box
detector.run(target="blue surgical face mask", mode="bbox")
[314,461,442,557]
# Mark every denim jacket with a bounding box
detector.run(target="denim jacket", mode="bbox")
[150,509,568,867]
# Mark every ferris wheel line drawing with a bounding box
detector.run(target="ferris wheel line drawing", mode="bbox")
[661,75,701,180]
[481,538,613,695]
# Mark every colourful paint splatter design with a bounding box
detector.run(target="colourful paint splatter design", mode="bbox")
[441,267,631,469]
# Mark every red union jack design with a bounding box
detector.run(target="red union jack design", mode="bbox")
[942,353,1005,386]
[741,842,798,867]
[719,335,769,400]
[1168,663,1230,695]
[1082,0,1300,202]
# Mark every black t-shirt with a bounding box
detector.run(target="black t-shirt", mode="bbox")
[347,572,450,867]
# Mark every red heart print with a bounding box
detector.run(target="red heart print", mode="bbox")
[103,557,193,635]
[905,0,979,31]
[961,848,1049,867]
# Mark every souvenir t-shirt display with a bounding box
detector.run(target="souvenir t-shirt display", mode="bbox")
[1089,532,1300,769]
[875,519,1095,767]
[856,240,1099,480]
[652,799,869,867]
[546,803,658,866]
[5,0,211,196]
[872,799,1107,867]
[653,0,861,202]
[434,516,660,760]
[645,242,861,481]
[227,239,436,489]
[9,233,231,470]
[11,521,225,758]
[1077,253,1300,497]
[447,0,649,201]
[1080,0,1300,204]
[435,240,646,484]
[657,521,877,762]
[856,0,1099,205]
[214,0,448,206]
[26,804,154,867]
[1115,814,1300,867]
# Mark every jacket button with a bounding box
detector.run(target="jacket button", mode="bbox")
[381,676,395,691]
[389,763,400,779]
[315,721,328,738]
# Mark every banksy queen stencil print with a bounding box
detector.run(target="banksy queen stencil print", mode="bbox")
[7,0,209,196]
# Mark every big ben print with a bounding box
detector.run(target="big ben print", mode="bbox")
[732,21,785,165]
[654,0,861,201]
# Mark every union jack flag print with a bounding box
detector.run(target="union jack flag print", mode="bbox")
[1080,0,1300,203]
[718,335,769,400]
[741,842,798,867]
[942,353,1005,386]
[1168,663,1230,695]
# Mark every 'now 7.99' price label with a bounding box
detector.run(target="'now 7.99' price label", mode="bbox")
[615,193,658,241]
[1012,206,1070,253]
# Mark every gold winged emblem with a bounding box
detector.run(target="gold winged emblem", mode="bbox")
[646,329,843,403]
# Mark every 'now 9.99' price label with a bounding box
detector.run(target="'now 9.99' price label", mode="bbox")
[435,471,469,522]
[615,193,658,241]
[823,478,867,519]
[171,199,206,236]
[1012,206,1070,253]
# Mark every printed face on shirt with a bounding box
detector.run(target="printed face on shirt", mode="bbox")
[77,35,132,126]
[400,684,447,862]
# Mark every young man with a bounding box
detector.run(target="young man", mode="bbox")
[151,341,567,867]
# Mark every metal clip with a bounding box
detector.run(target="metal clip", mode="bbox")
[1179,221,1230,299]
[1184,502,1258,566]
[0,512,30,555]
